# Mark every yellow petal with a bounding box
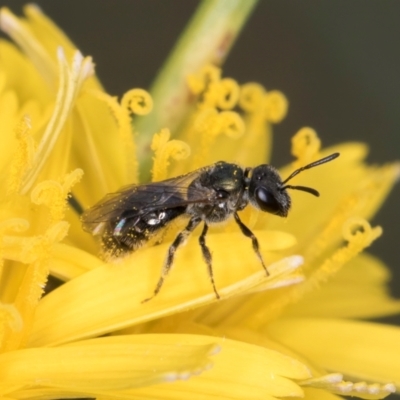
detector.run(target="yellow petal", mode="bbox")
[191,255,303,328]
[239,218,386,328]
[23,4,90,74]
[0,334,218,397]
[0,7,56,87]
[301,373,395,399]
[28,230,298,347]
[105,335,310,400]
[0,40,51,105]
[282,253,400,319]
[267,318,400,390]
[303,387,355,400]
[3,334,311,400]
[264,143,399,257]
[49,243,102,281]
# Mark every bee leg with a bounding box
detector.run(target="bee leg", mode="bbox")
[199,223,220,299]
[233,212,269,276]
[142,216,202,303]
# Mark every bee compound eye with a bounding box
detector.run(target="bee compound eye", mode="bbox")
[255,187,281,214]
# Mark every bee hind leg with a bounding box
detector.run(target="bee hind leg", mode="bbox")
[142,216,202,303]
[198,223,220,299]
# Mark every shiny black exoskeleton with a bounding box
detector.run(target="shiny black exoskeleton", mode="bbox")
[82,153,339,301]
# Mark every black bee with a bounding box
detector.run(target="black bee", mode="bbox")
[82,153,339,301]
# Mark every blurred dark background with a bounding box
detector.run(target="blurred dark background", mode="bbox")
[3,2,399,308]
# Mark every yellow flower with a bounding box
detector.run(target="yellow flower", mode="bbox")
[0,3,399,400]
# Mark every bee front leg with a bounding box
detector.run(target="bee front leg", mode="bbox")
[142,216,202,303]
[233,212,269,276]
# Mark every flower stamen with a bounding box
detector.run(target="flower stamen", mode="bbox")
[291,127,322,169]
[122,88,153,116]
[7,116,35,195]
[151,129,190,181]
[31,169,83,223]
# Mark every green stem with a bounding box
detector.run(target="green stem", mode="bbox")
[134,0,259,179]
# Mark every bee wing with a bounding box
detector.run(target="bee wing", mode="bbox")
[81,169,211,233]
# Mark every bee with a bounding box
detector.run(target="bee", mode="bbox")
[82,152,339,301]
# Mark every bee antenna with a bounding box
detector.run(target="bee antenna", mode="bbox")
[281,152,340,185]
[281,185,320,197]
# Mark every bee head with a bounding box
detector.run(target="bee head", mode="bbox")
[248,153,340,218]
[248,165,291,217]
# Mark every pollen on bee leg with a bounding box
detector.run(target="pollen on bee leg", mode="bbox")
[151,128,190,181]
